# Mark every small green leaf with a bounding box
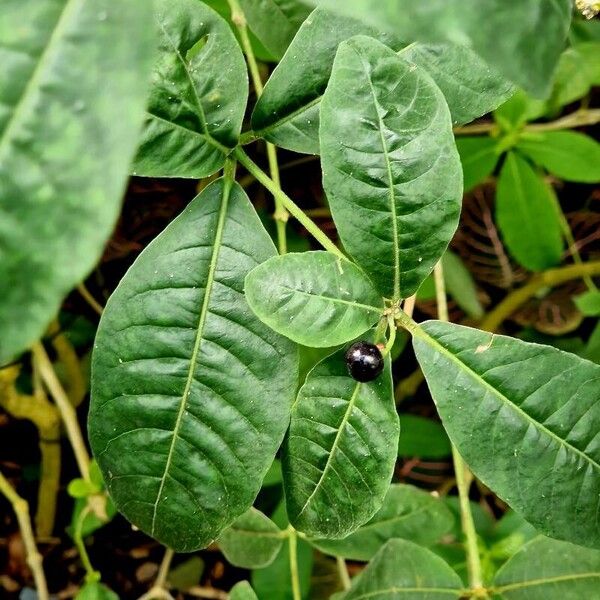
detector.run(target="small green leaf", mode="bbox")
[443,251,485,320]
[67,478,99,499]
[493,90,547,131]
[0,0,155,365]
[133,0,248,178]
[517,131,600,183]
[309,484,454,560]
[89,179,297,552]
[245,251,383,348]
[168,556,204,591]
[219,508,284,568]
[496,152,563,271]
[230,581,259,600]
[397,415,452,459]
[493,536,600,599]
[455,137,500,192]
[320,36,462,300]
[413,320,600,549]
[283,344,398,538]
[75,582,118,600]
[68,496,116,540]
[341,539,464,599]
[575,290,600,317]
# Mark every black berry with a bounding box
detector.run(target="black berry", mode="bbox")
[345,341,384,382]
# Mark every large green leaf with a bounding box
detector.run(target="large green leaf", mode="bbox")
[413,320,600,549]
[283,344,398,538]
[218,508,284,568]
[309,484,454,560]
[341,539,464,599]
[132,0,248,178]
[308,0,572,97]
[517,131,600,183]
[320,36,462,300]
[238,0,311,60]
[0,0,154,365]
[493,536,600,599]
[245,251,383,347]
[88,179,297,552]
[496,152,563,272]
[252,7,512,154]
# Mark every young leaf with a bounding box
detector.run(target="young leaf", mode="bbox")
[493,90,547,131]
[230,581,259,600]
[283,345,398,538]
[307,0,572,97]
[496,152,563,271]
[238,0,311,60]
[218,508,284,568]
[132,0,248,178]
[0,0,155,365]
[456,137,500,192]
[575,290,600,317]
[443,251,485,320]
[252,8,512,154]
[413,320,600,549]
[517,131,600,183]
[75,582,119,600]
[245,251,383,348]
[88,179,297,552]
[493,536,600,599]
[341,539,464,599]
[308,484,454,560]
[320,36,462,300]
[397,415,452,459]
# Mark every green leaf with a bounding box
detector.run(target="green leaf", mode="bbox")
[309,484,454,560]
[75,583,118,600]
[132,0,248,178]
[320,36,462,300]
[283,344,398,538]
[307,0,572,97]
[252,8,512,155]
[238,0,311,60]
[341,539,464,599]
[575,290,600,317]
[67,478,99,499]
[456,137,500,192]
[0,0,155,365]
[68,495,117,540]
[493,536,600,599]
[517,131,600,183]
[496,152,563,271]
[413,320,600,549]
[397,415,451,459]
[245,251,383,348]
[443,251,485,320]
[218,508,284,568]
[493,90,547,131]
[168,556,204,591]
[88,179,297,552]
[230,581,259,600]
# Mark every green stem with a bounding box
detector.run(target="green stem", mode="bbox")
[382,313,396,357]
[287,525,302,600]
[434,262,485,594]
[267,143,289,254]
[337,556,351,590]
[234,147,345,258]
[73,506,100,584]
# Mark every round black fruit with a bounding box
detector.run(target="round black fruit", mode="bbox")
[345,341,384,383]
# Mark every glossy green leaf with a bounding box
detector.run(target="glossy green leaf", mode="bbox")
[252,7,512,154]
[219,508,284,568]
[238,0,311,60]
[230,582,259,600]
[88,179,297,552]
[517,131,600,183]
[443,251,485,320]
[575,290,600,317]
[397,415,452,459]
[456,137,500,192]
[341,539,464,599]
[308,0,572,97]
[309,484,453,560]
[413,320,600,549]
[496,152,563,271]
[283,344,398,538]
[493,536,600,599]
[320,36,462,300]
[245,251,383,347]
[0,0,154,365]
[132,0,248,178]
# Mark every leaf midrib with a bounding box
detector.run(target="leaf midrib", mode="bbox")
[278,284,382,314]
[416,327,600,474]
[494,571,600,593]
[351,587,462,599]
[150,179,231,535]
[0,0,81,158]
